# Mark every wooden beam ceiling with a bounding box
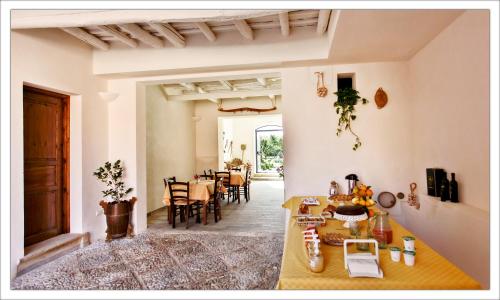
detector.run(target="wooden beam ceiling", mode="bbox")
[317,10,332,34]
[195,22,216,42]
[53,10,331,50]
[117,23,164,48]
[149,23,186,48]
[278,12,290,36]
[60,27,109,50]
[233,19,254,40]
[96,25,138,48]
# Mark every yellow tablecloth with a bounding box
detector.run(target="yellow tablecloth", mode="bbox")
[163,180,215,206]
[277,196,482,290]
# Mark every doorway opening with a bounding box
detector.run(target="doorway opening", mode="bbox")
[23,85,70,248]
[255,125,283,174]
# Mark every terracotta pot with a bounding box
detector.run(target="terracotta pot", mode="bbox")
[99,197,137,241]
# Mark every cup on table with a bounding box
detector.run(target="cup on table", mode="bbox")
[403,250,416,266]
[389,247,401,262]
[402,236,416,251]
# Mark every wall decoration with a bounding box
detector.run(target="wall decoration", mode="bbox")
[315,72,328,97]
[217,98,276,113]
[374,87,388,109]
[333,88,368,150]
[408,182,420,209]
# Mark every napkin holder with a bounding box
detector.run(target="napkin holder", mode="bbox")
[343,239,383,278]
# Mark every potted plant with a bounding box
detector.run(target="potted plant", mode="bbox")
[333,87,368,150]
[93,160,136,241]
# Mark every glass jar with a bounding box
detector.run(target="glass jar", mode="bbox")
[368,211,393,248]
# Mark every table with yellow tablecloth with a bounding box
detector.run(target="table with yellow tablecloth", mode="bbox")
[277,196,482,290]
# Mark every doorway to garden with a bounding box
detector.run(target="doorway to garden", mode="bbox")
[255,125,283,174]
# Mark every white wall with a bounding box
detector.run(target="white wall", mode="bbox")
[10,29,108,278]
[282,63,413,225]
[218,114,282,173]
[407,10,490,288]
[194,99,283,173]
[146,86,196,212]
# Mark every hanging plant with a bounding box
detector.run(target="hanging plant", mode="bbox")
[333,87,368,150]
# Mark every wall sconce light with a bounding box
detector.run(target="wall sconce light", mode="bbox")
[98,92,119,102]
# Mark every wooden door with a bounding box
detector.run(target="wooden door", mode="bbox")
[23,86,69,247]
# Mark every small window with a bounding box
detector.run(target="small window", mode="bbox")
[337,73,355,90]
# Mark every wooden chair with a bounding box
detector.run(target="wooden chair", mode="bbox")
[240,167,252,202]
[208,179,223,223]
[163,176,176,187]
[228,170,241,204]
[163,177,182,223]
[168,181,200,229]
[198,173,214,180]
[230,166,242,172]
[215,171,231,204]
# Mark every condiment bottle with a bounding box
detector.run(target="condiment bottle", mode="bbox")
[308,243,324,273]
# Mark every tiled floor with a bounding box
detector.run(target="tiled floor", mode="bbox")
[148,180,285,234]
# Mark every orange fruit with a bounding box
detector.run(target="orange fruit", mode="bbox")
[366,189,373,197]
[358,189,366,197]
[368,209,375,217]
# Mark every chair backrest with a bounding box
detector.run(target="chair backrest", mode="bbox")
[208,169,213,175]
[215,171,230,187]
[168,181,190,205]
[245,167,251,183]
[198,174,213,180]
[213,178,224,201]
[231,167,241,172]
[163,176,177,188]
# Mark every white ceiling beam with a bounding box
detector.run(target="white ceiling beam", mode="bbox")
[195,22,216,42]
[219,80,237,91]
[12,10,288,29]
[163,23,186,41]
[278,12,290,36]
[167,88,281,101]
[317,9,332,35]
[179,82,196,91]
[60,27,109,50]
[256,78,267,87]
[116,23,164,48]
[96,25,138,48]
[149,23,186,48]
[233,19,253,40]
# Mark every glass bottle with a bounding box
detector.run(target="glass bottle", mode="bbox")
[450,173,458,203]
[440,173,450,201]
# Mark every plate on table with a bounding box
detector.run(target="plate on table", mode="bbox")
[302,197,320,206]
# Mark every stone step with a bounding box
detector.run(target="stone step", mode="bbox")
[17,233,90,276]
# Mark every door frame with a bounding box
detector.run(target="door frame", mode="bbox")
[23,85,71,235]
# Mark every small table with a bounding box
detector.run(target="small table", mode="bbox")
[277,196,482,290]
[163,180,216,225]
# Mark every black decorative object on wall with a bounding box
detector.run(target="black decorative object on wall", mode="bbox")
[440,172,450,202]
[426,168,445,197]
